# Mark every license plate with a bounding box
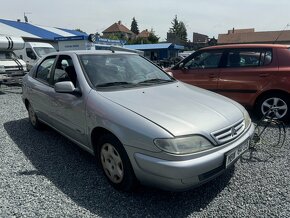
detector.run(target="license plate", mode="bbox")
[225,140,249,168]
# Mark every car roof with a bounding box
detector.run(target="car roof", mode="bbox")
[200,43,290,50]
[47,50,137,56]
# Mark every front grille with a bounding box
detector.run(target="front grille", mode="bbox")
[5,71,25,76]
[211,119,245,144]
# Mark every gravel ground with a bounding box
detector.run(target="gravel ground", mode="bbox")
[0,87,290,218]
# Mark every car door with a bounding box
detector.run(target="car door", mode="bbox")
[218,48,275,107]
[48,54,87,146]
[29,55,57,124]
[170,50,223,90]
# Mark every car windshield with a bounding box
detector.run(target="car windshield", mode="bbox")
[79,54,174,88]
[34,47,56,57]
[0,51,18,60]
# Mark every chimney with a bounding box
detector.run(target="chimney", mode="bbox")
[228,28,235,34]
[118,20,121,25]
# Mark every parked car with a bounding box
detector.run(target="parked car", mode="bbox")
[168,44,290,121]
[22,50,254,191]
[0,36,28,85]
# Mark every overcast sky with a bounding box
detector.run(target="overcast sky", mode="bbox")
[1,0,290,41]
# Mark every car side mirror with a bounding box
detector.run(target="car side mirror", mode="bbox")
[166,71,173,77]
[179,62,185,69]
[54,81,81,96]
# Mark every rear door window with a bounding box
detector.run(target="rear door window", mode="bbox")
[226,49,272,68]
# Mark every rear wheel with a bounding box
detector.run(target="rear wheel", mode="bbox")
[256,93,290,122]
[97,134,137,191]
[27,103,42,129]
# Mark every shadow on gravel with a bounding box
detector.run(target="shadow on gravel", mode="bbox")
[4,118,234,217]
[241,112,289,164]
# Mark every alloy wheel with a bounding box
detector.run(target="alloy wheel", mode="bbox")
[261,97,288,119]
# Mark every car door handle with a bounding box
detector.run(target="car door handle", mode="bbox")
[259,73,269,77]
[209,73,216,78]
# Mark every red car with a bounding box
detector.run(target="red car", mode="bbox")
[169,44,290,121]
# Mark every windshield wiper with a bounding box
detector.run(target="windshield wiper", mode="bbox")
[138,78,173,84]
[96,81,133,87]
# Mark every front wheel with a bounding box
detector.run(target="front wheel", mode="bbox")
[27,103,42,129]
[97,134,137,191]
[255,94,290,122]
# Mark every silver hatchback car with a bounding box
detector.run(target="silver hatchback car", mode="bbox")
[22,50,254,191]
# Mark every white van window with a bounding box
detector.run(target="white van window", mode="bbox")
[34,47,56,57]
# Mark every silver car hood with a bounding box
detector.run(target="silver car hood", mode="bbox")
[99,82,244,136]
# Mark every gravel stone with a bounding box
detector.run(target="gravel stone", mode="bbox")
[0,87,289,217]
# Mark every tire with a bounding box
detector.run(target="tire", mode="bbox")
[27,103,42,129]
[255,93,290,122]
[97,134,137,191]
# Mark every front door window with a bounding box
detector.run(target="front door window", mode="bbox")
[184,51,222,69]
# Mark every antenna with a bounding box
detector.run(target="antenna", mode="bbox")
[273,23,290,44]
[24,12,32,23]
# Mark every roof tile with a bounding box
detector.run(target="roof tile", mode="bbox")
[103,22,133,34]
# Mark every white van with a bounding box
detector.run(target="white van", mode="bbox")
[0,36,27,85]
[14,42,56,70]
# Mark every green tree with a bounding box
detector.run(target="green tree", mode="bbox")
[177,21,187,42]
[168,15,188,43]
[127,37,149,45]
[169,15,179,34]
[106,35,120,40]
[148,29,159,43]
[130,17,139,35]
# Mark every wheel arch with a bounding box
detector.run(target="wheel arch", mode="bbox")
[90,127,122,157]
[91,126,139,191]
[254,89,290,108]
[254,89,290,121]
[24,99,30,110]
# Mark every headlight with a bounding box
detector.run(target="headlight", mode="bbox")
[0,65,5,73]
[243,109,251,128]
[154,135,214,154]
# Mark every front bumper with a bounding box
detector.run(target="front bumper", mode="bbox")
[128,123,255,191]
[0,72,26,85]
